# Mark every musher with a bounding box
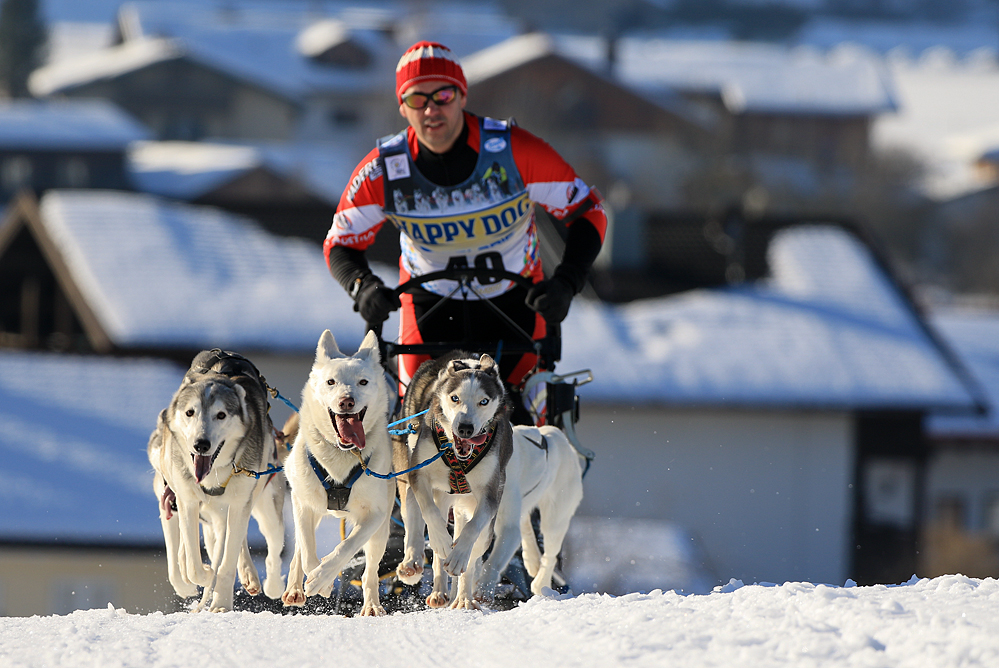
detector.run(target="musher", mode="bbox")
[324,41,607,424]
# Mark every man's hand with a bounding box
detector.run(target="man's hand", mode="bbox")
[525,275,575,324]
[353,277,401,324]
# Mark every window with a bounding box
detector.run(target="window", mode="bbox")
[58,157,89,188]
[2,156,33,192]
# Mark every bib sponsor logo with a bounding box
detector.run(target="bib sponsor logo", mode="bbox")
[388,194,531,249]
[385,154,411,181]
[346,158,381,201]
[483,117,508,131]
[484,137,507,153]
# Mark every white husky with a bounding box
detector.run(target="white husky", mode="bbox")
[148,350,287,612]
[399,352,513,609]
[281,330,395,616]
[477,425,585,597]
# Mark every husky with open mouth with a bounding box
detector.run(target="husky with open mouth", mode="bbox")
[398,351,513,609]
[148,349,287,612]
[281,329,395,616]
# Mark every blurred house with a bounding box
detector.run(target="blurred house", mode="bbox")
[489,34,897,211]
[560,223,984,587]
[127,140,352,241]
[0,350,187,616]
[463,32,711,212]
[872,49,999,293]
[923,307,999,579]
[29,1,401,150]
[0,99,149,205]
[29,1,524,153]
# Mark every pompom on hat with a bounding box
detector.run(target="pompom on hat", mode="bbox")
[396,41,467,102]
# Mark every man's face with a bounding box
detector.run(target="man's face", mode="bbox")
[399,79,467,154]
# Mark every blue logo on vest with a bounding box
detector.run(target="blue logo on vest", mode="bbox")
[484,137,507,153]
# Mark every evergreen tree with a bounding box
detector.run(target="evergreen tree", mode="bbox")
[0,0,47,98]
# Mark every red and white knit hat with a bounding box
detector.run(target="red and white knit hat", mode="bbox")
[395,41,467,102]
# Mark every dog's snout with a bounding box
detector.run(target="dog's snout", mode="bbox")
[338,395,355,412]
[193,438,212,454]
[456,422,475,439]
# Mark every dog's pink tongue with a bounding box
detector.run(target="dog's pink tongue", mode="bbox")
[467,433,489,446]
[336,414,366,449]
[195,455,212,482]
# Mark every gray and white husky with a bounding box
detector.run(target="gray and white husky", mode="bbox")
[148,350,287,612]
[281,330,395,616]
[398,351,513,609]
[477,425,585,598]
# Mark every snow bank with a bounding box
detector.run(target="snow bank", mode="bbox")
[2,575,998,667]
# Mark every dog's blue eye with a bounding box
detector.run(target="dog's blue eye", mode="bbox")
[327,379,336,385]
[216,411,226,420]
[358,379,368,386]
[479,398,489,406]
[450,395,459,403]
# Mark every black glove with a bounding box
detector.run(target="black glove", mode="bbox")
[352,276,400,324]
[525,274,575,324]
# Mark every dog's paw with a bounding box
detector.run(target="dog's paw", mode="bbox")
[359,602,386,617]
[239,567,261,596]
[264,576,286,600]
[209,605,230,613]
[396,559,424,585]
[281,588,306,607]
[425,592,449,608]
[442,550,469,577]
[449,595,481,611]
[304,565,337,599]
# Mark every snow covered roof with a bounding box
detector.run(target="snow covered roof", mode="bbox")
[127,141,261,200]
[794,18,999,58]
[462,33,702,126]
[0,350,184,544]
[29,37,186,98]
[30,11,397,101]
[31,1,519,104]
[613,39,896,116]
[464,33,895,118]
[926,307,999,439]
[127,140,355,204]
[31,190,387,353]
[560,225,980,411]
[0,99,150,151]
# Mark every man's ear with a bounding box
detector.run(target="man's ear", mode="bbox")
[399,103,407,119]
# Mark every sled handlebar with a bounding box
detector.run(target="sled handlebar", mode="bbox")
[365,267,561,368]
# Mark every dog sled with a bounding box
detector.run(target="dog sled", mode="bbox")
[334,266,595,612]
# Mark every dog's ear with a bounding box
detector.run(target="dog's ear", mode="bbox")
[447,359,471,375]
[234,383,248,422]
[477,354,498,376]
[356,329,382,365]
[317,329,342,362]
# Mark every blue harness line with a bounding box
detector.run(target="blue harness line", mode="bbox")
[268,385,300,414]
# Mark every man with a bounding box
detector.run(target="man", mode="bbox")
[325,41,606,422]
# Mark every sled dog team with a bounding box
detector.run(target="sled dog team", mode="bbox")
[148,329,585,614]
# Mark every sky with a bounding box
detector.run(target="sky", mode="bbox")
[2,574,998,667]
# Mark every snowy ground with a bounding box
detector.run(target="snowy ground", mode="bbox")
[2,575,997,667]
